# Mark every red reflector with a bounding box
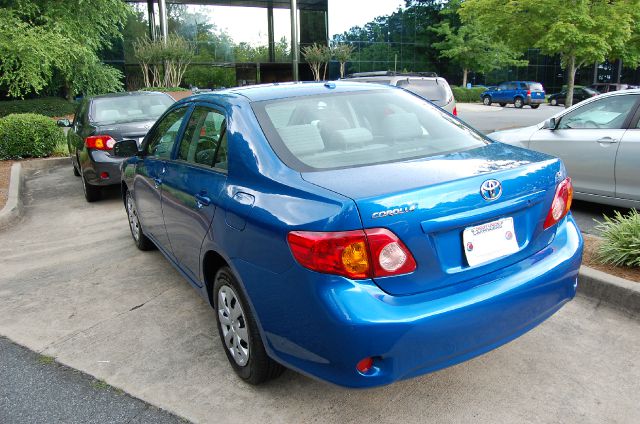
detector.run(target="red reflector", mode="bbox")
[452,106,457,116]
[356,357,374,373]
[100,172,109,179]
[544,177,573,229]
[85,135,116,151]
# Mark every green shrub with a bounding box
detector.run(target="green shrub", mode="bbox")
[0,113,65,159]
[0,97,76,118]
[451,86,487,103]
[595,209,640,267]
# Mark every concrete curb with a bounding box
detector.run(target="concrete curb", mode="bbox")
[0,163,23,230]
[578,265,640,315]
[0,157,69,230]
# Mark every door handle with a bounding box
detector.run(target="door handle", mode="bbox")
[195,193,211,208]
[597,137,618,144]
[153,177,162,188]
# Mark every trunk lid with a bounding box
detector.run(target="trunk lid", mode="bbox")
[95,119,156,146]
[302,143,564,296]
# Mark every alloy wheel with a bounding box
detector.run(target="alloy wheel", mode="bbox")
[218,285,250,366]
[126,194,141,241]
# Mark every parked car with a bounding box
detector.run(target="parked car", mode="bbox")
[548,87,599,106]
[344,71,457,115]
[589,82,638,93]
[481,81,545,108]
[58,91,175,202]
[490,89,640,208]
[115,82,582,388]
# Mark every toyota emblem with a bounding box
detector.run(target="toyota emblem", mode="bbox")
[480,179,502,201]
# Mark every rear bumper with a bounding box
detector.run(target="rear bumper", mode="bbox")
[82,150,125,186]
[236,215,583,388]
[527,97,545,105]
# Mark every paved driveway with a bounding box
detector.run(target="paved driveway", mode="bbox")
[1,163,639,424]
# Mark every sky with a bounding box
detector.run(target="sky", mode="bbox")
[173,1,405,46]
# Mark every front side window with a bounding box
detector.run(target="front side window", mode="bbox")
[177,106,227,168]
[145,107,189,159]
[252,89,488,171]
[557,94,638,129]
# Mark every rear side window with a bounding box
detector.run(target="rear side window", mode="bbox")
[252,89,488,171]
[525,83,544,91]
[396,79,449,103]
[558,94,638,129]
[177,106,227,169]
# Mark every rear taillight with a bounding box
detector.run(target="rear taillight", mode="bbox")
[527,90,532,96]
[452,106,458,116]
[543,177,573,229]
[85,135,116,150]
[287,228,416,279]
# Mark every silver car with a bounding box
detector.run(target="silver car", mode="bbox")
[490,89,640,208]
[344,72,457,115]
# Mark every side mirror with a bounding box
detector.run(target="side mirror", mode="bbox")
[113,139,141,158]
[542,118,557,130]
[57,119,71,127]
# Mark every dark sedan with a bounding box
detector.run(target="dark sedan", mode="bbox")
[58,91,174,202]
[548,87,598,106]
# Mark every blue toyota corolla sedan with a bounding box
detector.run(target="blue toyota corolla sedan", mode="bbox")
[114,82,583,388]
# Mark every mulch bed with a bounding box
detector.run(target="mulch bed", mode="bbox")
[0,160,12,210]
[583,234,640,283]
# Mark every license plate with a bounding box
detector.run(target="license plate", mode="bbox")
[463,217,519,267]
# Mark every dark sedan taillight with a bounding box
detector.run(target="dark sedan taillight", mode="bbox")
[85,135,116,150]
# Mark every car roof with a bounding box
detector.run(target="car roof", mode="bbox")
[89,91,172,100]
[180,81,393,104]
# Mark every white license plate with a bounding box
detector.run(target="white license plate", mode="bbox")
[463,217,519,267]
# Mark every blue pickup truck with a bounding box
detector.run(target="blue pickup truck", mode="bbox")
[481,81,545,109]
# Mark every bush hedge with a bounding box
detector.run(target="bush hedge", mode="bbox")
[0,113,65,160]
[595,209,640,268]
[451,86,487,103]
[0,97,76,118]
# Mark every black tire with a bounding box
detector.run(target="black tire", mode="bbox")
[530,104,540,109]
[125,190,155,251]
[499,102,507,107]
[72,162,80,177]
[213,266,284,385]
[514,97,524,108]
[81,171,101,202]
[482,96,492,106]
[550,98,558,106]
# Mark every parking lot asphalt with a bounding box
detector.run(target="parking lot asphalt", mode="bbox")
[0,163,639,424]
[0,337,182,424]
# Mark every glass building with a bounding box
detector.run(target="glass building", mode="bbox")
[114,1,638,93]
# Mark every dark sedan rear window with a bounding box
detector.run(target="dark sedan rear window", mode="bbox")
[91,94,174,124]
[252,89,488,172]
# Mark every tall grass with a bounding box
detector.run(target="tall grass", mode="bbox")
[595,209,640,267]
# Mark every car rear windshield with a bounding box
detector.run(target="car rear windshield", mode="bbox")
[252,89,488,172]
[91,94,174,124]
[525,82,544,91]
[396,79,449,103]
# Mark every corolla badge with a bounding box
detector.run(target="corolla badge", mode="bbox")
[480,179,502,201]
[371,204,417,219]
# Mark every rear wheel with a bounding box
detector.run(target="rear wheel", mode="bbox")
[125,190,154,251]
[81,170,101,202]
[72,162,80,177]
[550,98,558,106]
[214,267,284,385]
[482,96,492,106]
[514,97,524,108]
[530,104,540,109]
[499,102,507,107]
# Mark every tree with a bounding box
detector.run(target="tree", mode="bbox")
[332,44,355,78]
[0,0,130,98]
[302,44,330,81]
[461,0,640,107]
[430,1,526,87]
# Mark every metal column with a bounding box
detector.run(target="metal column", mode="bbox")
[290,0,299,81]
[158,0,168,43]
[147,0,157,40]
[268,4,275,62]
